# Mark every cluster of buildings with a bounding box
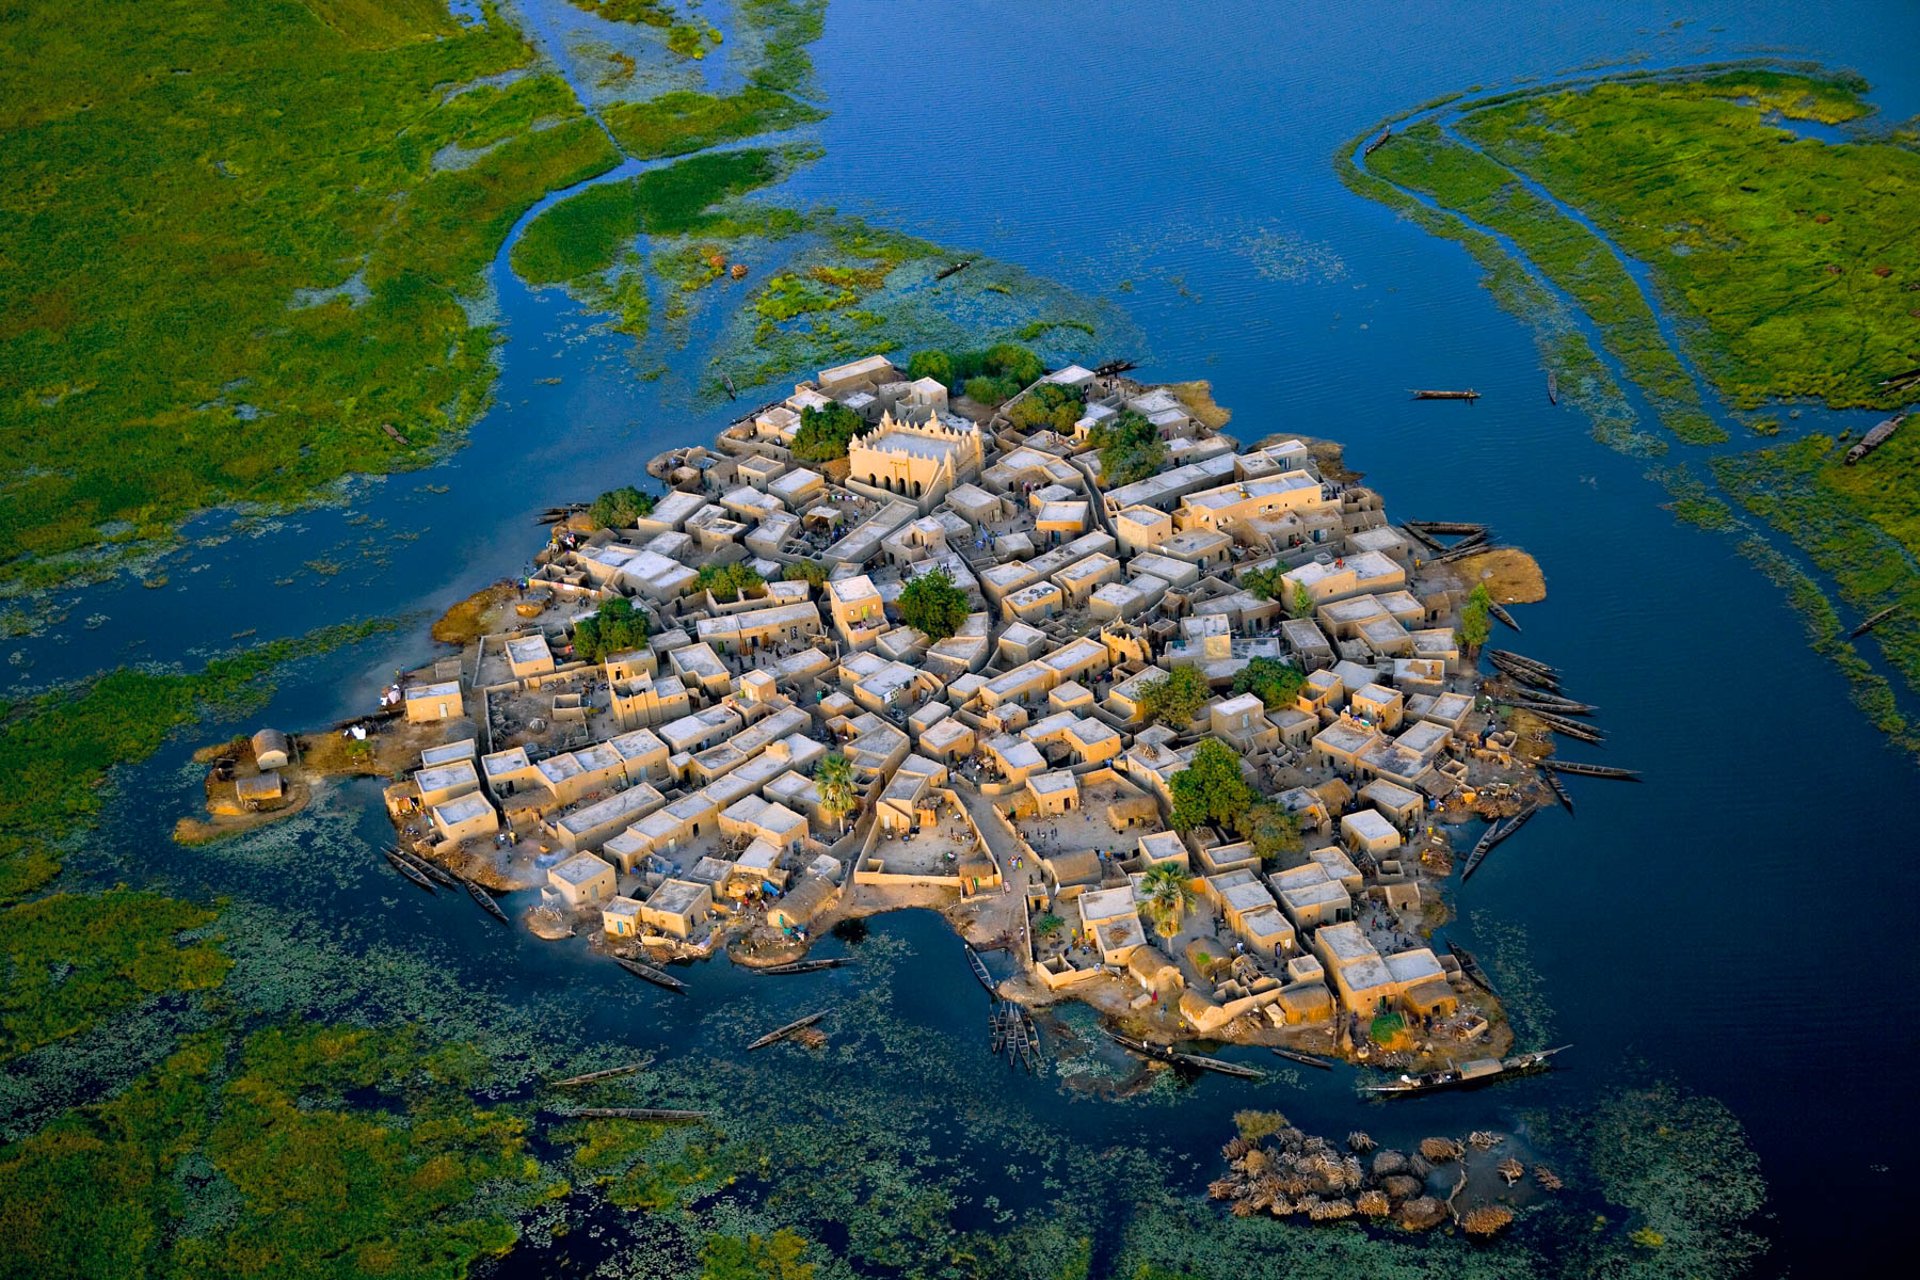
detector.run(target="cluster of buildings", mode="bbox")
[374,352,1511,1049]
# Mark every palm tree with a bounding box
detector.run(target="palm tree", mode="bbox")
[817,752,857,833]
[1137,863,1196,941]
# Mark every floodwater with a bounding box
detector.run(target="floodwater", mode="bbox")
[18,0,1920,1273]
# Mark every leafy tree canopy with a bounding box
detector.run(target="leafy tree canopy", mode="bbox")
[903,342,1046,406]
[1290,581,1316,620]
[1240,564,1286,602]
[896,567,970,641]
[574,595,650,663]
[1459,581,1493,651]
[1239,800,1302,864]
[1088,408,1166,486]
[1232,656,1305,710]
[697,561,765,603]
[588,484,656,530]
[1137,664,1209,728]
[1007,382,1087,434]
[791,402,865,462]
[1169,739,1254,832]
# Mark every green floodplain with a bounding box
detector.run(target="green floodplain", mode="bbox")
[0,0,1117,598]
[0,7,1813,1275]
[1345,67,1920,756]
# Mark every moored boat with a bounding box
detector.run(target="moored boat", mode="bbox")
[463,877,510,923]
[1446,941,1497,995]
[1359,1045,1569,1096]
[617,956,687,993]
[964,943,997,994]
[1270,1046,1335,1071]
[385,849,435,893]
[755,956,852,976]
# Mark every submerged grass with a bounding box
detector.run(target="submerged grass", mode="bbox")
[603,86,825,159]
[0,2,623,592]
[1459,71,1919,410]
[1369,123,1724,444]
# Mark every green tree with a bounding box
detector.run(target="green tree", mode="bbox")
[1169,739,1254,833]
[588,484,655,529]
[782,560,829,588]
[1238,801,1302,865]
[1290,581,1316,620]
[1240,564,1285,601]
[1007,382,1086,433]
[1087,408,1167,486]
[1137,862,1197,940]
[896,567,970,640]
[697,562,765,603]
[1459,581,1493,653]
[905,348,954,387]
[1232,656,1305,709]
[1136,665,1209,728]
[816,753,856,832]
[699,1229,815,1280]
[791,402,865,462]
[573,596,650,663]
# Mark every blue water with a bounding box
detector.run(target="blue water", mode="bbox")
[18,0,1920,1270]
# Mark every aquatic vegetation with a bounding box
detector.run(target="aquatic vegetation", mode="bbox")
[603,87,826,159]
[1711,435,1920,745]
[0,619,394,902]
[0,892,229,1065]
[0,3,623,591]
[1367,123,1723,444]
[513,148,801,287]
[1573,1080,1769,1278]
[733,0,830,96]
[1460,71,1917,409]
[1353,66,1920,749]
[0,1024,560,1280]
[1335,129,1654,457]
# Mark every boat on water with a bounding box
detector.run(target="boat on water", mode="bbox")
[463,877,509,923]
[1105,1030,1264,1081]
[1270,1046,1335,1071]
[616,956,687,993]
[1462,805,1538,881]
[1546,370,1559,404]
[1850,603,1902,639]
[385,850,435,893]
[1487,600,1520,632]
[1409,388,1480,401]
[755,956,852,976]
[1363,127,1392,157]
[933,259,971,281]
[1541,758,1641,781]
[395,846,458,888]
[1845,411,1906,464]
[747,1011,826,1051]
[964,943,997,994]
[1446,941,1497,995]
[1540,768,1576,816]
[1359,1045,1569,1097]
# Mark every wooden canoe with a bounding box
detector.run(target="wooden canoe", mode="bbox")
[1540,759,1641,781]
[570,1107,707,1122]
[385,850,435,893]
[1270,1046,1335,1071]
[754,957,851,976]
[463,877,509,923]
[616,957,687,993]
[1446,941,1497,995]
[747,1011,827,1051]
[964,944,997,994]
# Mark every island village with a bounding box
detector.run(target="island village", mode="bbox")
[211,351,1571,1074]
